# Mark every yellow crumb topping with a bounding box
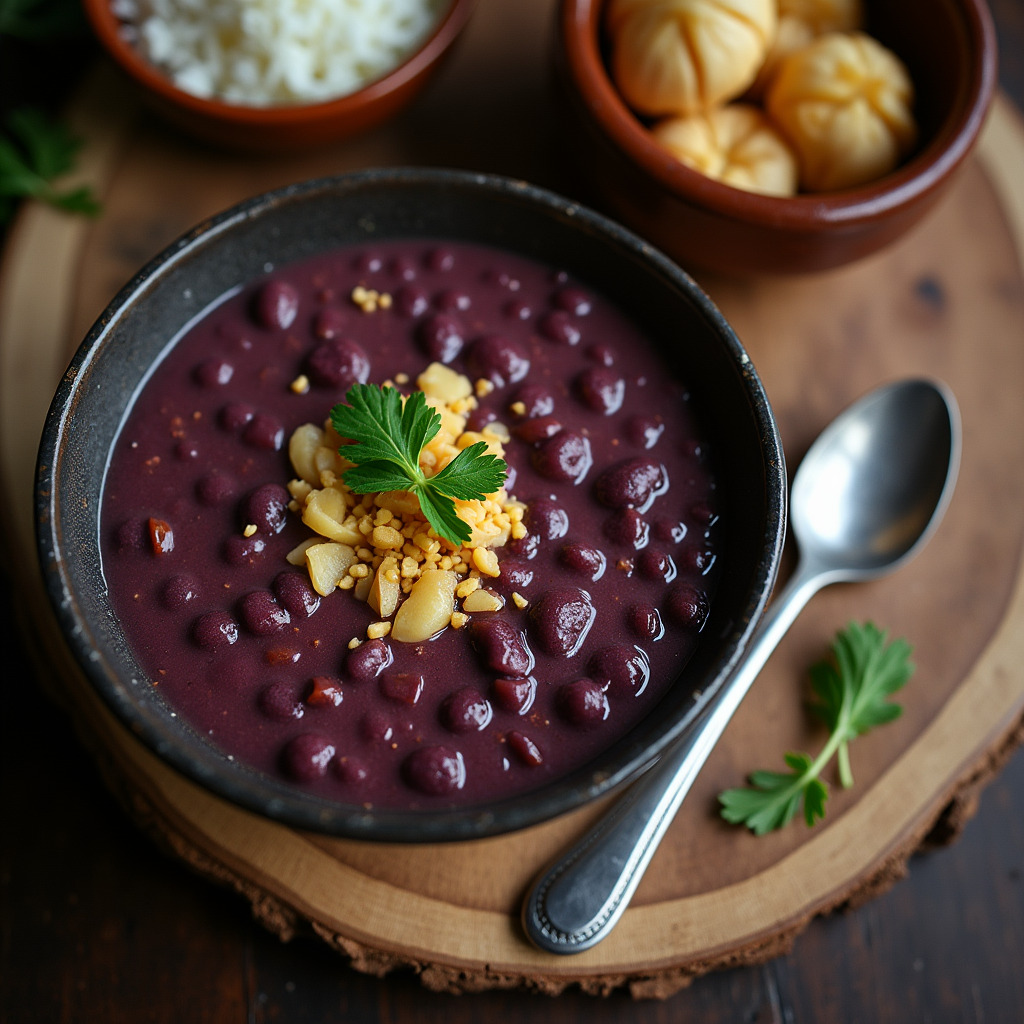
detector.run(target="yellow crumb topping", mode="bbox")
[350,285,392,313]
[286,361,525,644]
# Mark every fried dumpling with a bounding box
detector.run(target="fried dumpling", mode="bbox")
[651,104,799,196]
[607,0,777,117]
[765,31,917,191]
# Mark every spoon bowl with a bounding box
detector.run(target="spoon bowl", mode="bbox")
[793,380,960,579]
[523,378,960,954]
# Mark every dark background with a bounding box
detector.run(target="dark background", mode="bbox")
[2,2,1023,1020]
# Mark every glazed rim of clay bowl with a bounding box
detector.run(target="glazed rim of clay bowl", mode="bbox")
[81,0,476,130]
[36,168,785,842]
[562,0,998,233]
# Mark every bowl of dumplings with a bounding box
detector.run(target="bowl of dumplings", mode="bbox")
[554,0,997,275]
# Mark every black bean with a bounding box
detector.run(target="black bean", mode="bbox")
[416,313,464,363]
[238,590,290,636]
[333,756,369,785]
[242,483,290,534]
[191,610,239,650]
[588,644,649,697]
[504,299,531,320]
[514,416,563,444]
[306,338,371,389]
[638,547,676,583]
[394,284,430,318]
[652,518,688,545]
[526,498,570,541]
[434,288,471,312]
[346,638,394,682]
[575,367,625,415]
[557,679,609,727]
[273,571,320,619]
[586,343,615,366]
[491,676,537,715]
[359,710,393,743]
[466,334,530,388]
[313,306,346,340]
[531,431,592,484]
[667,583,710,632]
[470,618,534,678]
[440,687,493,734]
[553,286,592,316]
[161,574,199,610]
[280,733,335,782]
[626,414,665,449]
[193,358,234,388]
[242,413,284,451]
[465,406,497,432]
[603,508,649,549]
[258,681,304,721]
[594,456,667,511]
[425,247,455,272]
[390,255,417,281]
[218,402,254,431]
[538,310,581,346]
[403,746,465,796]
[252,279,299,330]
[528,589,595,658]
[512,384,555,418]
[628,603,664,640]
[222,533,266,567]
[559,543,607,581]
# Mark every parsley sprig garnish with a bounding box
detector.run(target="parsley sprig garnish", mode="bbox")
[330,382,508,547]
[718,622,914,835]
[0,108,101,224]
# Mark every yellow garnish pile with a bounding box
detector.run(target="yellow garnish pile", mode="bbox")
[285,362,527,644]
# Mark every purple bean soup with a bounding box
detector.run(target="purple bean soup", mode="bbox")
[101,240,720,810]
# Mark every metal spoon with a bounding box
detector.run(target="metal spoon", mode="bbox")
[522,378,961,955]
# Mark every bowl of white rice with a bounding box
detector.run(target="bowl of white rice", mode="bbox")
[83,0,476,151]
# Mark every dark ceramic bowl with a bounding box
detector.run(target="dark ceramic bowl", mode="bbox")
[554,0,997,275]
[36,169,784,842]
[81,0,476,152]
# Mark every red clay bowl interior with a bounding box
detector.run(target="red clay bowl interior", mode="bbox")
[555,0,997,275]
[35,169,785,842]
[81,0,476,152]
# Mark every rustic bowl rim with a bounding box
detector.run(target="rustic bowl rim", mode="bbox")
[35,167,786,842]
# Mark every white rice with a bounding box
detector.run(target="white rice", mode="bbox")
[113,0,448,106]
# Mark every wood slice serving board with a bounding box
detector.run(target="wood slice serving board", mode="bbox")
[3,2,1024,998]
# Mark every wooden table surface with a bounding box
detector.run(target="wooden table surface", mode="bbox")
[3,3,1023,1021]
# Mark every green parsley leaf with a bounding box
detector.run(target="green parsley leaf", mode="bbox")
[0,108,101,224]
[718,622,914,835]
[330,382,508,546]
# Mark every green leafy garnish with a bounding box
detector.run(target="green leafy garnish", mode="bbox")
[330,382,508,547]
[718,622,914,835]
[0,108,101,224]
[0,0,86,39]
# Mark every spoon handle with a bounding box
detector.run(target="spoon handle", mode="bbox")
[521,563,825,955]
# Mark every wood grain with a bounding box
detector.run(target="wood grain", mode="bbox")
[1,0,1024,1000]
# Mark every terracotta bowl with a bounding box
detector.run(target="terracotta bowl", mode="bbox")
[81,0,476,152]
[36,169,785,842]
[554,0,997,275]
